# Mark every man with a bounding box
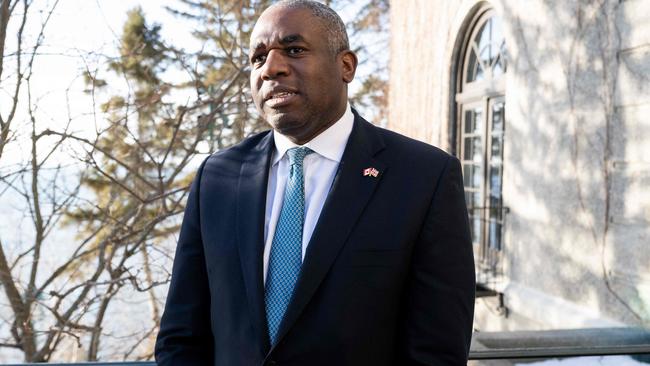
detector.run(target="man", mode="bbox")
[155,1,475,365]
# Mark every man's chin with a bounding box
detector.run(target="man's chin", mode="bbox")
[265,113,307,134]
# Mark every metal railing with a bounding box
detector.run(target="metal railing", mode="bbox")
[5,328,649,365]
[468,204,509,297]
[470,327,650,359]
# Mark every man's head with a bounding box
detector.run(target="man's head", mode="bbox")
[249,0,358,145]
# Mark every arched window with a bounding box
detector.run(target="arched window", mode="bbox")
[455,6,507,277]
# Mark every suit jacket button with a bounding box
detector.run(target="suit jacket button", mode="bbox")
[266,360,277,366]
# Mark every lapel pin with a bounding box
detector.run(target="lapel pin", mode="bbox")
[363,167,379,177]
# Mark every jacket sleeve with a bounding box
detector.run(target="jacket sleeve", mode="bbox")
[155,159,214,365]
[399,156,476,365]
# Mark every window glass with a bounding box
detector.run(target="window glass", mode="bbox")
[466,15,507,83]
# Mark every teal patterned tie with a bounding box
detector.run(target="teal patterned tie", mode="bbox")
[265,146,313,345]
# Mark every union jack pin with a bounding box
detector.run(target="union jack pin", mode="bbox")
[363,167,379,177]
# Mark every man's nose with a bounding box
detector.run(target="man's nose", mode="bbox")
[261,50,289,80]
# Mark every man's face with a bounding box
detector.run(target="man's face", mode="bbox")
[249,7,357,144]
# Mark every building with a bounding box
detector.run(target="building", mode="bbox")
[389,0,649,330]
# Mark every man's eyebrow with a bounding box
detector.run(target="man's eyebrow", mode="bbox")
[251,34,306,52]
[251,42,265,53]
[279,34,305,45]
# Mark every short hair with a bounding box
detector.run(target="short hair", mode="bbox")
[269,0,350,55]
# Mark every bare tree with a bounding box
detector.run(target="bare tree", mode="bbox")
[0,1,254,360]
[0,0,29,161]
[0,0,81,362]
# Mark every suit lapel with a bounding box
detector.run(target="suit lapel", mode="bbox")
[271,114,387,348]
[237,131,274,353]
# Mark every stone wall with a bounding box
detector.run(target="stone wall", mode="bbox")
[389,0,650,330]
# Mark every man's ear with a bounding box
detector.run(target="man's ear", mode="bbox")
[340,50,358,83]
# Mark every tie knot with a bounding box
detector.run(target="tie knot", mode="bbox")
[286,147,313,166]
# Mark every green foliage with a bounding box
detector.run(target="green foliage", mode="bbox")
[350,73,389,124]
[338,0,390,124]
[64,9,205,335]
[110,7,165,85]
[83,70,107,90]
[350,0,389,34]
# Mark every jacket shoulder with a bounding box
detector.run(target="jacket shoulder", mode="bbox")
[207,129,272,162]
[199,129,269,168]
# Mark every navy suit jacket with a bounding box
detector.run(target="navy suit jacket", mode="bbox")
[155,112,475,365]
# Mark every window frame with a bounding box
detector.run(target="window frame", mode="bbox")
[453,5,508,279]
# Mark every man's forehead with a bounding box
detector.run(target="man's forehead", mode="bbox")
[250,7,317,47]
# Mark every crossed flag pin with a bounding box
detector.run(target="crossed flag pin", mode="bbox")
[363,167,379,178]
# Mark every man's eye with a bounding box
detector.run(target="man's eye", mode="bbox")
[287,47,304,55]
[252,55,267,64]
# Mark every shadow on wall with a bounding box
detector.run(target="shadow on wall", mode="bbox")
[500,0,649,327]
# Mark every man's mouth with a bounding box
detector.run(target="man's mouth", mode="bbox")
[264,90,299,108]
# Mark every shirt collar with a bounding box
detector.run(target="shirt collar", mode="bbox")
[272,103,354,165]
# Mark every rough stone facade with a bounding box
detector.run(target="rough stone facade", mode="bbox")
[389,0,650,330]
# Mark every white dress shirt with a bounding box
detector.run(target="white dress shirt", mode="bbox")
[263,105,354,283]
